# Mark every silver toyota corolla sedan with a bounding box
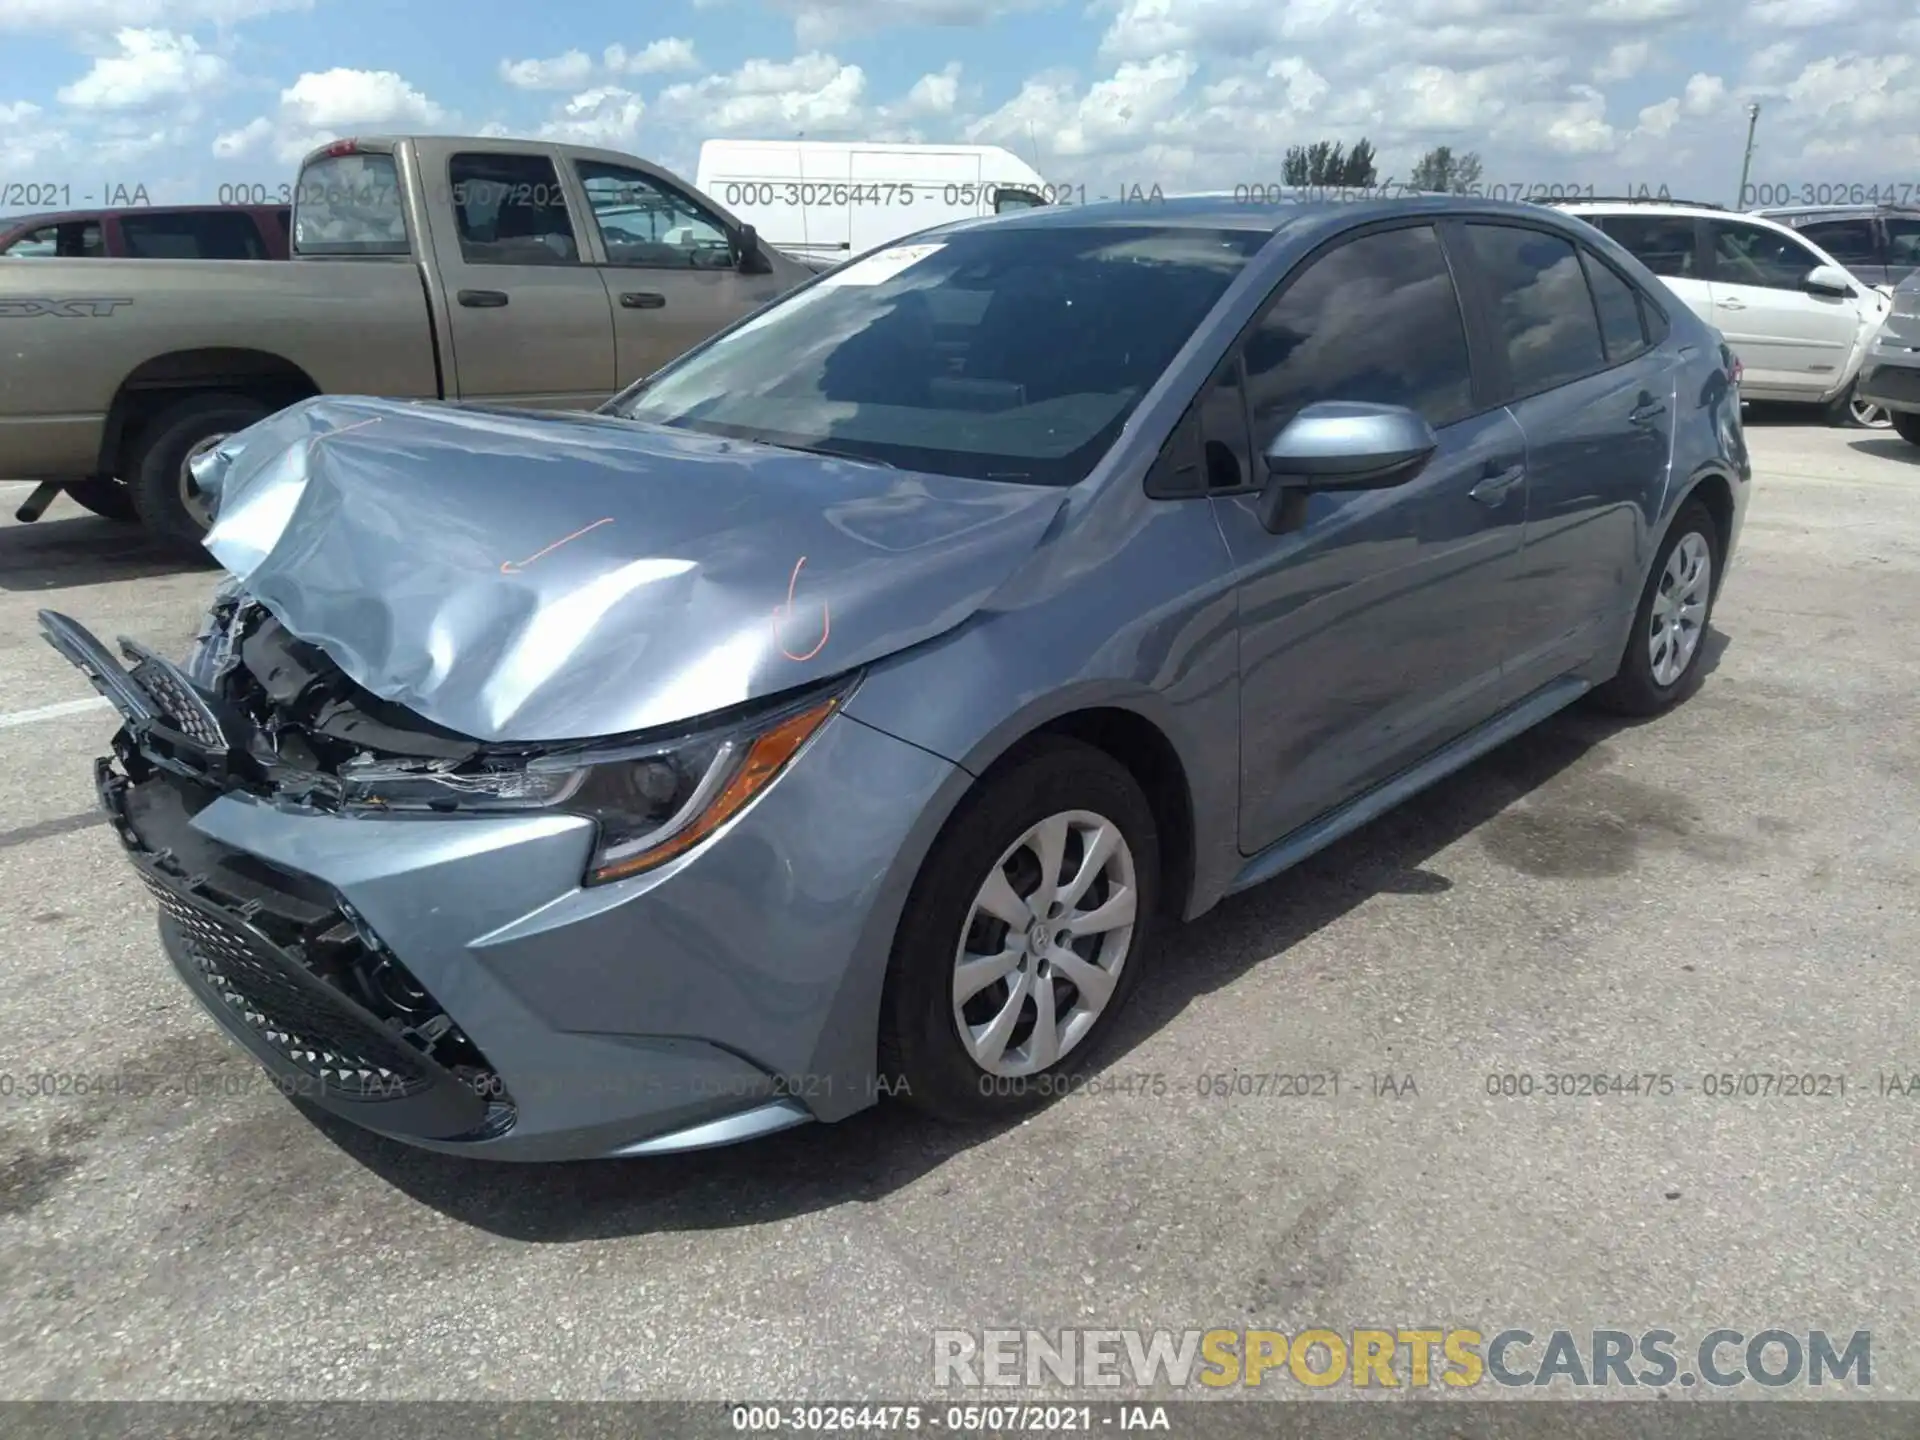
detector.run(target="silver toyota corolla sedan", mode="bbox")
[44,195,1750,1161]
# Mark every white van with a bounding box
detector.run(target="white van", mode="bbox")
[694,140,1050,266]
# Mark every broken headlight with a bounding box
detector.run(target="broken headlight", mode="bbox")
[339,679,850,885]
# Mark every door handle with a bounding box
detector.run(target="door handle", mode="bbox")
[457,289,509,308]
[1715,298,1746,310]
[1629,400,1668,425]
[1468,462,1525,505]
[620,292,667,309]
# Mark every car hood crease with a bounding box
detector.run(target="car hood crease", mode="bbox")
[195,396,1067,744]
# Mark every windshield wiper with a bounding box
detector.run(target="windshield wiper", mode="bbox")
[767,439,899,470]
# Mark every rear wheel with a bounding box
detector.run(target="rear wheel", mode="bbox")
[63,478,138,522]
[1892,410,1920,447]
[127,393,270,550]
[879,737,1160,1123]
[1589,499,1721,717]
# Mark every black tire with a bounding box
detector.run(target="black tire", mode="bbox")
[878,736,1161,1124]
[63,478,138,522]
[1892,410,1920,447]
[127,393,270,550]
[1589,499,1722,717]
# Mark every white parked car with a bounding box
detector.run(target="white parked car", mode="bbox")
[694,139,1049,268]
[1558,199,1894,427]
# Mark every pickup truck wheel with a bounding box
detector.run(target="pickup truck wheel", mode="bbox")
[128,393,269,549]
[63,478,138,522]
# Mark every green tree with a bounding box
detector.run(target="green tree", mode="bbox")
[1341,138,1378,186]
[1410,145,1484,193]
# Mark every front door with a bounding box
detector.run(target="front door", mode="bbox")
[1209,221,1528,854]
[1704,217,1862,397]
[428,149,617,408]
[572,159,793,389]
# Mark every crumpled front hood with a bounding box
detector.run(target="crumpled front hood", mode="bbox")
[195,396,1065,743]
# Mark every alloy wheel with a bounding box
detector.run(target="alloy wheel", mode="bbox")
[178,433,230,530]
[1850,393,1893,429]
[1649,531,1712,687]
[951,809,1138,1077]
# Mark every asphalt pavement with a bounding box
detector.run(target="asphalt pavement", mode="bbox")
[0,416,1915,1401]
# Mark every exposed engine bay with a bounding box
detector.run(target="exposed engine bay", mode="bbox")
[184,585,507,806]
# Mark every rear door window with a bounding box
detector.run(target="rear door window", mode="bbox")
[120,211,268,259]
[1580,250,1651,364]
[1593,214,1698,278]
[1464,222,1607,395]
[448,152,581,266]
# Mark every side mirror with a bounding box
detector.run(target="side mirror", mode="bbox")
[736,223,774,275]
[1255,401,1438,534]
[1802,263,1854,298]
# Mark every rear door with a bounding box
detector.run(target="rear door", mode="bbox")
[569,157,792,389]
[423,148,618,407]
[1702,216,1860,397]
[1456,220,1678,695]
[1209,220,1529,852]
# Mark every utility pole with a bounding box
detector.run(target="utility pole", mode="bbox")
[1736,102,1761,209]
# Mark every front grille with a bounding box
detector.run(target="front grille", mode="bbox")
[100,756,513,1141]
[127,652,226,751]
[138,865,434,1099]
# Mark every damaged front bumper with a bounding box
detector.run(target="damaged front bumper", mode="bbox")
[42,603,959,1161]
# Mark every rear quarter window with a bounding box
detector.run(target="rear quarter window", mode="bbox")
[294,153,409,256]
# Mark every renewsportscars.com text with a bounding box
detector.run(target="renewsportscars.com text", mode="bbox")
[932,1327,1871,1390]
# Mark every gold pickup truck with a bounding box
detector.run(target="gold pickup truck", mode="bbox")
[0,134,819,546]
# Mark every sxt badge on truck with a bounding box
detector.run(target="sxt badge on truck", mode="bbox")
[0,297,134,318]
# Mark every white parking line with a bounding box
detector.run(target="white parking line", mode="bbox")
[0,695,113,729]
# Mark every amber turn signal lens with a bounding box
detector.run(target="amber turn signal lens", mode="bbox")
[586,695,840,883]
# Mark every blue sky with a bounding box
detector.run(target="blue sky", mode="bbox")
[3,0,1917,208]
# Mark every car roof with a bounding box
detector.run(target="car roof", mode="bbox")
[1558,200,1729,217]
[1758,203,1920,219]
[952,191,1599,236]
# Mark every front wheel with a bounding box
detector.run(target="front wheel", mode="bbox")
[1589,499,1721,717]
[879,737,1161,1123]
[127,392,270,551]
[1830,381,1893,429]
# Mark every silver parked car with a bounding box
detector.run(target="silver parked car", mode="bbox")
[44,196,1750,1160]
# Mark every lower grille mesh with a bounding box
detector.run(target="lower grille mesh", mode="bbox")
[137,867,433,1098]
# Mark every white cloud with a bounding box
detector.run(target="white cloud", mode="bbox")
[656,51,868,132]
[773,0,1044,47]
[212,66,449,165]
[499,50,595,91]
[605,38,700,75]
[57,28,226,110]
[1681,72,1726,113]
[536,86,647,147]
[903,60,963,114]
[1636,98,1681,137]
[210,113,271,157]
[1592,40,1650,83]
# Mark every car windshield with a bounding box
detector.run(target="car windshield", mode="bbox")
[606,223,1270,485]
